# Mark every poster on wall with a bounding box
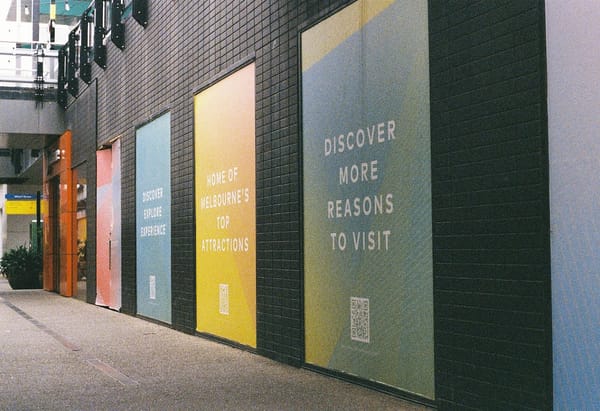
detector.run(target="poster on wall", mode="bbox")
[110,140,122,310]
[96,149,112,307]
[96,140,121,310]
[194,63,256,348]
[136,112,172,324]
[546,3,600,408]
[302,0,434,398]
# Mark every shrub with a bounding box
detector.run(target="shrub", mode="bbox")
[0,245,42,289]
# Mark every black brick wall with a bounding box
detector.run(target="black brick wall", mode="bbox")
[429,1,551,409]
[254,0,352,367]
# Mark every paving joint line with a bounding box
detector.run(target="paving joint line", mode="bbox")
[1,296,139,386]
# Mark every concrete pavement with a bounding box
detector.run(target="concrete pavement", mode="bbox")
[0,278,431,411]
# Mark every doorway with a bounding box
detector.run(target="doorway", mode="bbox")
[50,177,60,293]
[74,165,88,301]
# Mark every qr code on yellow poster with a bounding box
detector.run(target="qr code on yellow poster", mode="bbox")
[350,297,370,343]
[219,284,229,315]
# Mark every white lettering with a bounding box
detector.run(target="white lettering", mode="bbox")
[217,215,230,229]
[326,194,394,219]
[351,230,392,251]
[321,120,398,157]
[142,187,164,202]
[330,232,347,251]
[143,206,163,220]
[338,160,378,185]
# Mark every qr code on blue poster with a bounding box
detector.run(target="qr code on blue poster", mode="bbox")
[350,297,370,343]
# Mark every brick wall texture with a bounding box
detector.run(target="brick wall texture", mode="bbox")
[429,1,551,409]
[64,0,552,408]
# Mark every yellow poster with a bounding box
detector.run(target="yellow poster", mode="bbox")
[194,63,256,347]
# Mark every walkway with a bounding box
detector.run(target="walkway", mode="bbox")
[0,279,430,411]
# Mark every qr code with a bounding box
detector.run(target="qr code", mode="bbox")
[149,275,156,300]
[219,284,229,315]
[350,297,370,343]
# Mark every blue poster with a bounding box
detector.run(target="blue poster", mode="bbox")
[136,112,172,324]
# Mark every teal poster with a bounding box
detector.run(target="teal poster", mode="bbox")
[136,112,172,324]
[302,0,434,398]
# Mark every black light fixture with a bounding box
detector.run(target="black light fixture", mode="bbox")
[57,46,68,108]
[79,12,92,83]
[111,0,125,49]
[132,0,148,28]
[67,29,79,97]
[94,0,107,68]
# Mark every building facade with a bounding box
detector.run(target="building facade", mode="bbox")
[49,1,599,409]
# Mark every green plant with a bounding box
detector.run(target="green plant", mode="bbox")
[0,245,42,289]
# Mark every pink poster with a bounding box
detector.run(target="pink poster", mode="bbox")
[110,140,121,310]
[96,149,112,307]
[96,142,121,310]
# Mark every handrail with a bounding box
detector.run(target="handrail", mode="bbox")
[0,77,58,85]
[0,49,60,58]
[0,41,60,89]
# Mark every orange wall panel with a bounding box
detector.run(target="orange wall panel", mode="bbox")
[42,130,77,297]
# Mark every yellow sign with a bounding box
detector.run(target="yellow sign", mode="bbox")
[5,200,47,215]
[194,64,256,347]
